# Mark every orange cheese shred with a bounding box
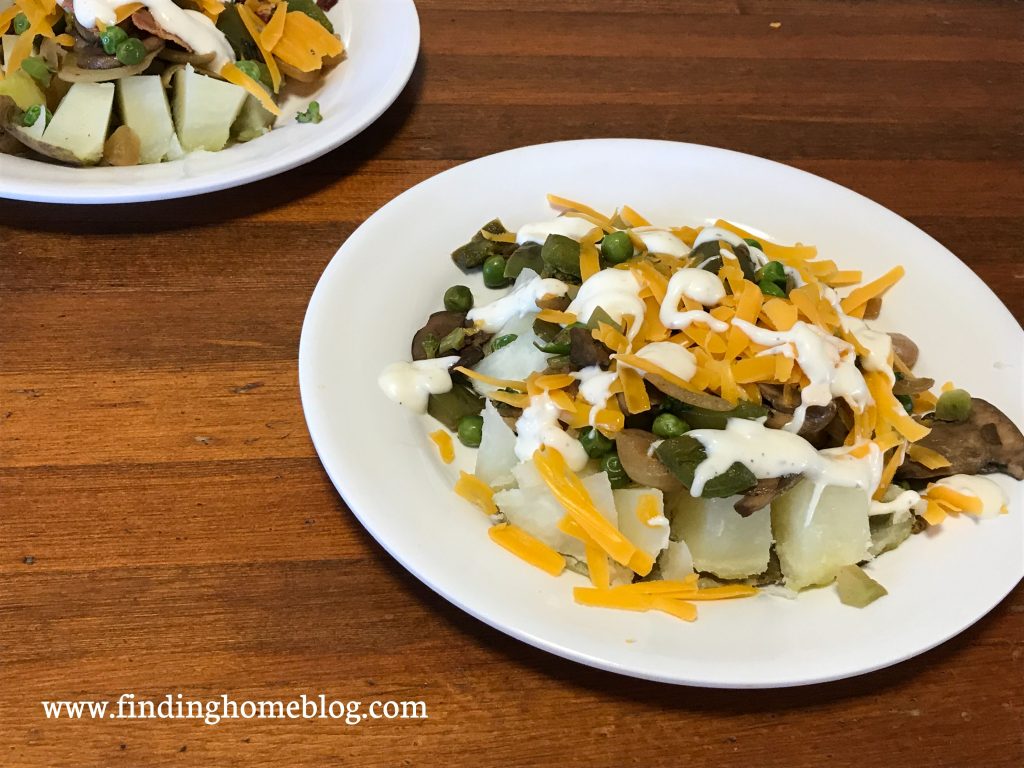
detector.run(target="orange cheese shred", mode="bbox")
[579,242,600,281]
[592,322,628,354]
[235,3,283,92]
[454,366,526,392]
[488,390,530,409]
[273,10,344,75]
[489,523,565,577]
[534,447,643,570]
[428,429,455,464]
[619,205,650,227]
[573,588,697,622]
[546,194,613,228]
[732,355,777,384]
[713,220,818,261]
[865,371,931,443]
[219,62,282,116]
[454,472,497,515]
[527,372,575,394]
[261,0,288,50]
[617,365,651,414]
[535,308,577,325]
[926,486,984,515]
[840,266,905,315]
[907,444,951,470]
[115,2,144,22]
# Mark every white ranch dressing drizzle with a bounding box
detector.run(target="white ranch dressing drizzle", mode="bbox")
[870,489,921,519]
[822,286,896,383]
[567,268,646,339]
[659,268,729,332]
[692,226,806,286]
[686,418,883,511]
[377,356,460,414]
[71,0,236,70]
[930,474,1008,519]
[691,226,750,252]
[571,365,617,426]
[516,217,597,245]
[514,393,588,470]
[631,227,690,258]
[733,318,871,434]
[467,273,568,333]
[620,341,697,382]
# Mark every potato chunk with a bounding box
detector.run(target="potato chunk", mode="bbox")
[771,481,871,590]
[670,494,772,579]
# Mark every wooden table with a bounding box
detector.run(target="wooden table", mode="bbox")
[2,1,1022,765]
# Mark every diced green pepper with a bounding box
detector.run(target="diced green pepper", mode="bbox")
[427,384,484,431]
[541,234,581,278]
[503,243,544,279]
[836,565,888,608]
[654,435,757,498]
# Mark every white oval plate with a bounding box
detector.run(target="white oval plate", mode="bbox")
[299,140,1024,688]
[0,0,418,204]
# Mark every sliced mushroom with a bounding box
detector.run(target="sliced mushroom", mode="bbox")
[158,48,216,66]
[411,311,466,361]
[758,384,838,441]
[733,474,802,517]
[569,326,611,369]
[896,398,1024,481]
[59,42,163,82]
[646,375,734,412]
[615,429,682,493]
[890,333,919,369]
[892,375,934,396]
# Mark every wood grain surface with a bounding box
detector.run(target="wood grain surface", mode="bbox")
[2,1,1022,766]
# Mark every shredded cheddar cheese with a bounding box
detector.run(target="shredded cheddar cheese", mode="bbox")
[489,523,565,576]
[454,472,497,515]
[429,429,455,464]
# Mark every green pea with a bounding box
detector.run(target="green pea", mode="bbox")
[935,388,972,422]
[115,37,147,66]
[652,412,689,438]
[896,394,914,414]
[579,427,614,458]
[19,103,50,127]
[443,285,474,313]
[12,12,29,35]
[759,279,787,298]
[235,59,264,83]
[490,334,517,352]
[756,260,786,284]
[100,26,128,55]
[482,255,509,289]
[600,231,633,264]
[601,453,630,489]
[744,237,764,251]
[457,414,484,448]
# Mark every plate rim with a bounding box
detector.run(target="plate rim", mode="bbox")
[298,138,1024,688]
[0,0,420,205]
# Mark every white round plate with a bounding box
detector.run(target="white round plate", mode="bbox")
[0,0,419,204]
[299,139,1024,688]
